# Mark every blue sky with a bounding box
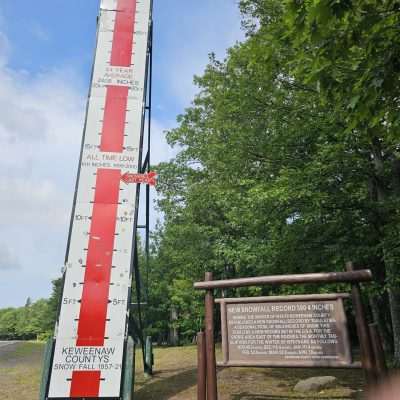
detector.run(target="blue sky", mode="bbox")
[0,0,243,308]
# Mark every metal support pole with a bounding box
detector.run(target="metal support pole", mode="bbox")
[122,337,136,400]
[197,332,207,400]
[39,339,53,400]
[205,272,218,400]
[369,323,387,379]
[346,262,376,384]
[145,21,153,302]
[132,239,148,376]
[145,336,154,377]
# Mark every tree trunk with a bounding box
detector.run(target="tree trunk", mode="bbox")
[169,308,179,346]
[369,138,400,364]
[388,158,400,364]
[369,294,393,354]
[387,286,400,366]
[368,256,394,354]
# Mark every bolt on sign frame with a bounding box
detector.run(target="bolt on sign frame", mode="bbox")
[45,0,153,398]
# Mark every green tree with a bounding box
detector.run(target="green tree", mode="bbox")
[152,0,399,363]
[0,278,62,340]
[240,0,400,365]
[0,309,18,340]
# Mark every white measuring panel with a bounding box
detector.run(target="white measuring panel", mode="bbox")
[47,0,152,398]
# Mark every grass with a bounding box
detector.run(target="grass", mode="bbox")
[0,342,44,400]
[135,346,365,400]
[0,342,365,400]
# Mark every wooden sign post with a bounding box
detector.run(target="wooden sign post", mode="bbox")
[194,265,386,399]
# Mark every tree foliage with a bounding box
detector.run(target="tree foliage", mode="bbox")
[150,0,400,360]
[1,2,399,362]
[0,279,61,341]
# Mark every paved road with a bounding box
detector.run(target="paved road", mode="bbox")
[0,341,20,363]
[0,341,17,349]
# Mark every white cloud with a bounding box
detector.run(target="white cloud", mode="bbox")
[0,29,85,305]
[0,243,20,271]
[0,63,84,229]
[0,177,70,227]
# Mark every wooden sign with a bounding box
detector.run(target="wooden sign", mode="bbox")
[217,294,353,368]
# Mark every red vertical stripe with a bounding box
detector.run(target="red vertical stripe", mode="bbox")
[66,2,138,399]
[69,1,136,397]
[117,0,136,13]
[100,86,129,153]
[70,371,101,398]
[94,168,122,204]
[111,0,137,67]
[76,170,121,347]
